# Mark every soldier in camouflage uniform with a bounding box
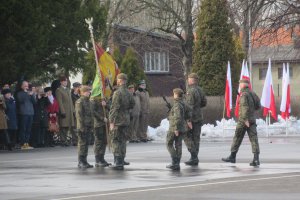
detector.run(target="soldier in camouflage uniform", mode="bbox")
[90,97,111,167]
[166,88,190,171]
[109,73,135,170]
[222,79,260,166]
[184,73,207,166]
[75,86,93,168]
[128,85,141,143]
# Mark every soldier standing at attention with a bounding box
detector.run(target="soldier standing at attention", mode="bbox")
[222,79,261,166]
[109,73,135,170]
[128,85,141,143]
[90,96,111,167]
[166,88,188,171]
[75,86,93,168]
[184,73,207,166]
[136,80,150,142]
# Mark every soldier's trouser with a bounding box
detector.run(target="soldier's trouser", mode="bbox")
[110,126,127,157]
[183,122,202,155]
[129,116,139,141]
[231,122,260,154]
[77,128,92,157]
[94,126,107,156]
[166,131,183,159]
[138,113,148,140]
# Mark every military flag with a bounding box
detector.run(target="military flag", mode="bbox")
[261,58,277,121]
[91,43,120,98]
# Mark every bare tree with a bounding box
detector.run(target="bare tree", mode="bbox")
[136,0,200,77]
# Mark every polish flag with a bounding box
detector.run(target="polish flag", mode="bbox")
[225,61,232,118]
[261,58,277,121]
[280,63,291,119]
[235,60,252,117]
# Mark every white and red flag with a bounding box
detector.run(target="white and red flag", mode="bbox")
[235,60,252,117]
[261,58,277,121]
[280,63,291,119]
[225,61,232,118]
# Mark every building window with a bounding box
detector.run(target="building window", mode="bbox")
[278,67,293,79]
[259,67,268,80]
[144,51,169,72]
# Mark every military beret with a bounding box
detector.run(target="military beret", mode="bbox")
[128,84,134,89]
[80,85,91,93]
[44,87,52,93]
[239,79,250,84]
[72,82,81,88]
[173,88,184,95]
[188,73,199,80]
[138,80,146,85]
[117,73,127,80]
[1,89,11,95]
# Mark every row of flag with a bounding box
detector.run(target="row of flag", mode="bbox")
[225,59,291,121]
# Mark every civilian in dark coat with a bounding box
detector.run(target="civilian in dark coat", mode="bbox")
[2,89,17,148]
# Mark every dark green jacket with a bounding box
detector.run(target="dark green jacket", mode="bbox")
[239,87,256,124]
[109,84,135,126]
[185,84,206,123]
[168,98,188,133]
[90,97,109,128]
[75,96,93,131]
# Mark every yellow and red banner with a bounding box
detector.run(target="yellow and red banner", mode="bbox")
[91,43,120,98]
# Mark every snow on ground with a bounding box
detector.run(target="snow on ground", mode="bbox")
[148,116,300,142]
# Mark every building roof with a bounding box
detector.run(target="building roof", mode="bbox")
[252,45,300,63]
[113,24,179,41]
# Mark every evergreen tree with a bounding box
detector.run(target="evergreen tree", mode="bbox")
[120,47,146,86]
[112,47,123,67]
[193,0,243,96]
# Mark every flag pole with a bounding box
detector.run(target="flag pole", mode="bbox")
[85,18,111,152]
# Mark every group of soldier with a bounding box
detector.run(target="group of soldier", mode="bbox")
[75,71,261,171]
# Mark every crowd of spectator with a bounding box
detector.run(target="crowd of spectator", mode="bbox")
[0,76,83,151]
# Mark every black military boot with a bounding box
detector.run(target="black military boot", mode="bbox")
[123,158,130,166]
[250,153,260,166]
[184,152,199,166]
[95,154,111,167]
[111,156,124,170]
[78,155,86,168]
[166,157,180,171]
[222,151,237,163]
[84,157,94,168]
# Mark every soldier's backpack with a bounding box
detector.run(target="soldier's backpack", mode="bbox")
[250,91,261,110]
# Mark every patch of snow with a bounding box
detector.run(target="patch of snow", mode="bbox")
[148,115,300,142]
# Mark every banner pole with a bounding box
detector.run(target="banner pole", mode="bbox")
[85,18,111,152]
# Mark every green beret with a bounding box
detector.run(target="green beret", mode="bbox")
[128,84,134,89]
[117,73,127,80]
[239,79,250,84]
[80,85,91,93]
[173,88,184,95]
[188,73,199,80]
[138,80,146,85]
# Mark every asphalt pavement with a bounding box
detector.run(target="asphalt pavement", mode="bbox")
[1,136,300,200]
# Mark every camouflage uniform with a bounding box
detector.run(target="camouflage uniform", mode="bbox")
[231,86,260,154]
[109,84,135,167]
[166,94,188,170]
[90,97,110,167]
[129,92,140,142]
[184,83,206,164]
[136,87,150,141]
[222,84,260,166]
[75,94,93,168]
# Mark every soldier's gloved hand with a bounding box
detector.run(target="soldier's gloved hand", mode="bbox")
[60,113,66,118]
